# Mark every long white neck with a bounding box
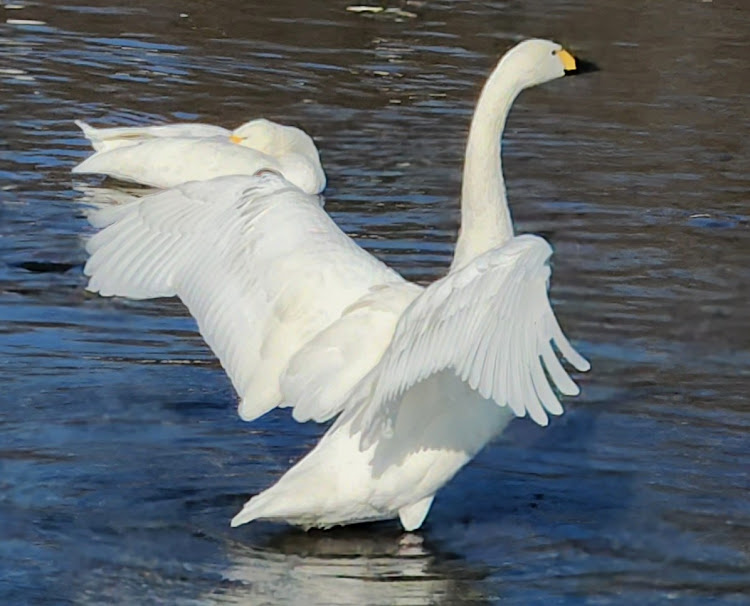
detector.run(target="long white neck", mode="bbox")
[450,57,524,271]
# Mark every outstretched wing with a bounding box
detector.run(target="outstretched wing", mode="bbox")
[341,234,590,448]
[84,173,403,421]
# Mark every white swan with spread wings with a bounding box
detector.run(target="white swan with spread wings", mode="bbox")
[84,39,593,530]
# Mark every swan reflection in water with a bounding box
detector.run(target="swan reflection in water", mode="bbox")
[209,525,488,606]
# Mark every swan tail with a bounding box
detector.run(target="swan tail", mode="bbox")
[75,119,155,153]
[72,149,121,177]
[230,430,365,529]
[230,490,278,527]
[73,120,119,174]
[75,120,104,149]
[230,478,312,528]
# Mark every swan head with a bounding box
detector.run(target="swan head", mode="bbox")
[229,119,320,159]
[499,39,596,90]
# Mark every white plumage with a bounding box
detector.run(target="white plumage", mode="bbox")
[73,118,326,194]
[86,174,404,421]
[84,39,592,531]
[347,236,590,446]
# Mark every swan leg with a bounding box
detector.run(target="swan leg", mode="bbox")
[398,495,434,531]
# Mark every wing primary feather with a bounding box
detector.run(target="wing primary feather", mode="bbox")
[457,290,486,382]
[465,274,504,394]
[476,288,505,400]
[539,338,580,396]
[531,351,563,416]
[549,315,591,372]
[506,320,529,419]
[517,313,548,426]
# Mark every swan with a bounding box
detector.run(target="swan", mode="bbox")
[72,117,326,194]
[83,39,593,531]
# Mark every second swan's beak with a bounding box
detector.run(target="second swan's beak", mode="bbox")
[229,134,244,144]
[557,48,599,75]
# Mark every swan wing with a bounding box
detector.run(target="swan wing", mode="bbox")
[343,234,590,447]
[84,173,403,421]
[75,120,231,152]
[281,281,422,423]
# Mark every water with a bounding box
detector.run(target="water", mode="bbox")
[2,0,748,603]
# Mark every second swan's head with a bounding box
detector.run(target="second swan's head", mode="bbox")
[229,118,320,159]
[498,38,596,90]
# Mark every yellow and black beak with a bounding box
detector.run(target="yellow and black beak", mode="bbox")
[229,134,244,144]
[557,48,599,75]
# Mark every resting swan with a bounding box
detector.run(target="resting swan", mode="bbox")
[73,118,326,194]
[83,39,593,530]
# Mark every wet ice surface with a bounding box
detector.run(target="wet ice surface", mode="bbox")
[1,0,749,604]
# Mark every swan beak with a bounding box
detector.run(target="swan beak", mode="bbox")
[229,134,244,144]
[558,48,599,75]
